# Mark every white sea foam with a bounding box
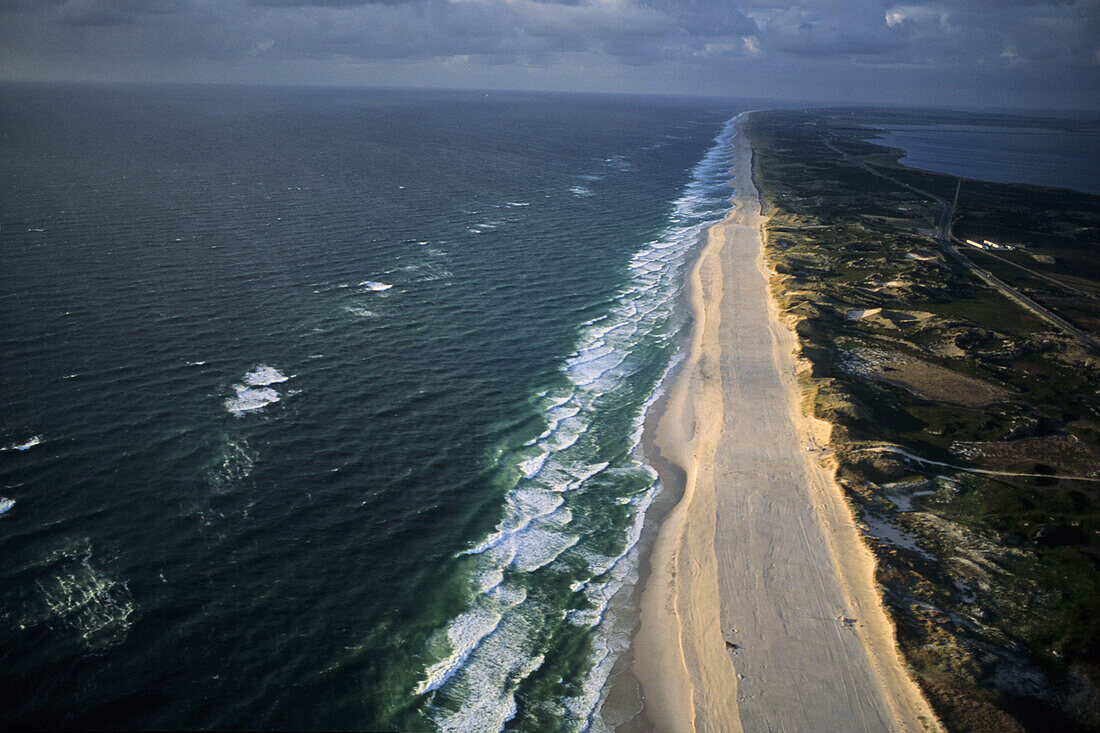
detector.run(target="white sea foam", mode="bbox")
[420,112,744,730]
[359,280,393,291]
[5,435,43,452]
[469,221,502,234]
[409,264,453,282]
[426,589,548,732]
[433,629,544,733]
[602,155,634,172]
[543,415,586,453]
[415,586,528,696]
[518,450,550,478]
[0,497,14,515]
[511,527,580,572]
[536,386,575,412]
[513,487,564,517]
[224,365,292,415]
[344,305,379,318]
[208,438,255,492]
[476,566,504,594]
[567,349,629,389]
[545,401,581,426]
[32,540,134,650]
[567,460,611,487]
[242,365,289,386]
[225,386,280,415]
[569,186,594,197]
[417,607,507,695]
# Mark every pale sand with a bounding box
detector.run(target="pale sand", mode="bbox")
[630,119,939,732]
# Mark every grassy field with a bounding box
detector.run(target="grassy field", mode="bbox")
[746,109,1100,732]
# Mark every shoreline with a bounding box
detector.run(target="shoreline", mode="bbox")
[625,117,938,731]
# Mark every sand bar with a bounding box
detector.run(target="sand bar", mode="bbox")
[630,117,938,732]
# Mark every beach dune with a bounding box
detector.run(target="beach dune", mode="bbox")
[631,119,937,732]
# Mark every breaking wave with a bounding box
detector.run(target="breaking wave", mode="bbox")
[416,114,740,731]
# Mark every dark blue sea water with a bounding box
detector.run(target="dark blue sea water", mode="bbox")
[872,122,1100,194]
[0,84,744,730]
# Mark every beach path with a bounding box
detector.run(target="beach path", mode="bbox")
[632,122,937,733]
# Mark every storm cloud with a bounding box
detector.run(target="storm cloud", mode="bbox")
[1,0,1096,108]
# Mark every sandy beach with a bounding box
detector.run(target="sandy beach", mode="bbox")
[630,118,938,732]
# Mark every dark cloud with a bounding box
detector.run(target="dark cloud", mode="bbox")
[757,5,900,58]
[0,0,1095,108]
[48,0,190,26]
[0,0,66,10]
[648,0,757,37]
[249,0,417,6]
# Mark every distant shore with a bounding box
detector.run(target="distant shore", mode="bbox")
[627,117,938,732]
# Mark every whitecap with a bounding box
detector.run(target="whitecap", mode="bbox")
[225,386,280,416]
[0,497,14,515]
[359,281,393,291]
[569,186,594,197]
[241,364,288,386]
[5,435,43,452]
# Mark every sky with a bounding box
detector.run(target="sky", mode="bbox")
[1,0,1097,110]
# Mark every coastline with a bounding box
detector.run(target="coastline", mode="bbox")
[627,117,938,731]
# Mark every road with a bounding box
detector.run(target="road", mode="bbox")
[823,140,1100,354]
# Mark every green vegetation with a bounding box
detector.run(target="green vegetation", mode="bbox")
[747,108,1100,732]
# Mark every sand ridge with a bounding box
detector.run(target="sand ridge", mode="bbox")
[631,117,939,732]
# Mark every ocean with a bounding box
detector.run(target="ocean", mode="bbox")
[871,122,1100,195]
[0,83,744,730]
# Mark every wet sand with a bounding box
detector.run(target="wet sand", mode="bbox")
[628,118,938,732]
